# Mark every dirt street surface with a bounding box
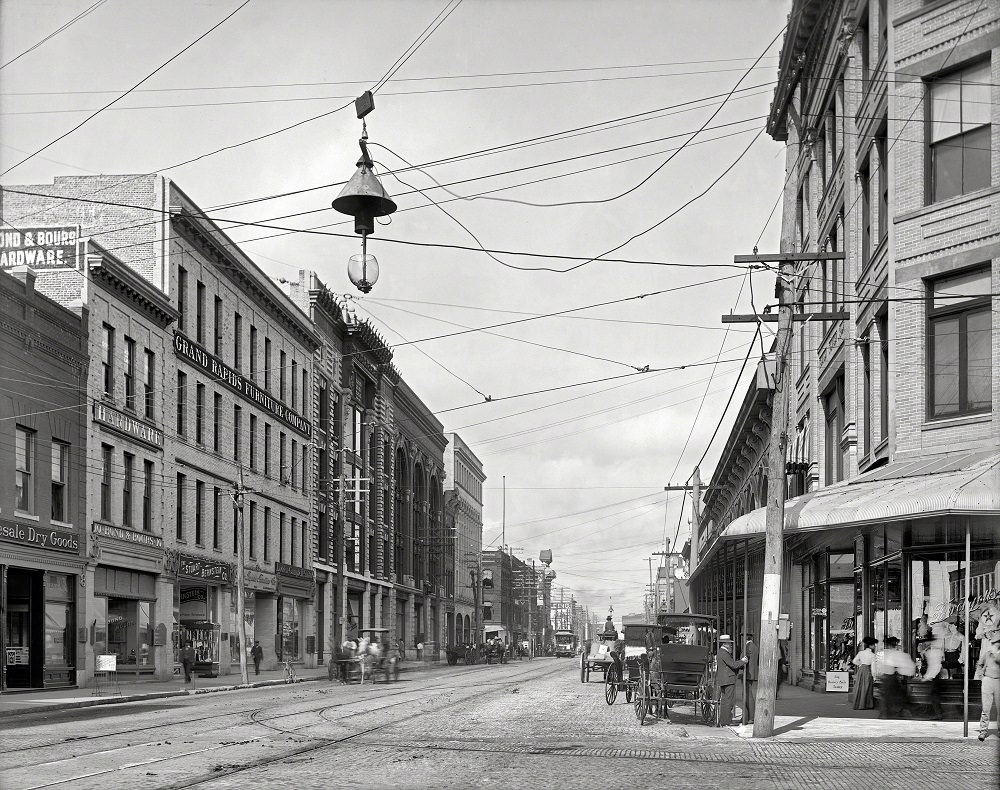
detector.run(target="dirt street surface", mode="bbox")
[2,658,997,790]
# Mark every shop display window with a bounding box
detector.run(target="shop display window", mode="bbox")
[279,597,301,661]
[94,598,154,668]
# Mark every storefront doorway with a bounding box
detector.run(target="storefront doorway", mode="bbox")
[3,568,76,689]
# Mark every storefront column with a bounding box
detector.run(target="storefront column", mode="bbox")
[153,575,173,680]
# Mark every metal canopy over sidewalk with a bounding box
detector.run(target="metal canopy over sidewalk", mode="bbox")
[719,450,1000,540]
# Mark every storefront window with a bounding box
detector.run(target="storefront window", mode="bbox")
[44,573,74,671]
[105,599,154,666]
[828,582,854,671]
[178,583,221,667]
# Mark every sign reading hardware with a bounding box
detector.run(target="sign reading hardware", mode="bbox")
[173,332,311,438]
[0,226,80,269]
[93,401,163,448]
[92,522,163,549]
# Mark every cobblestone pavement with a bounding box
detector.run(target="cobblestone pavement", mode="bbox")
[1,658,996,790]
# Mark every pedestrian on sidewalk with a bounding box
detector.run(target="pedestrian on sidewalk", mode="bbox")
[716,634,747,727]
[776,640,788,698]
[743,634,759,724]
[181,642,196,684]
[251,641,263,676]
[850,636,878,710]
[975,633,1000,741]
[877,636,915,719]
[919,629,945,720]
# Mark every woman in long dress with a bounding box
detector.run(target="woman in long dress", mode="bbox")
[851,636,878,709]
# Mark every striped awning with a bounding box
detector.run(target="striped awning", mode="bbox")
[721,450,1000,538]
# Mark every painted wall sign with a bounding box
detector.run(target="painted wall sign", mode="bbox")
[244,566,276,592]
[0,520,80,553]
[93,401,163,449]
[0,226,81,269]
[275,562,313,581]
[92,522,164,549]
[173,332,311,438]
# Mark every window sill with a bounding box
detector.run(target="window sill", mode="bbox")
[922,412,992,432]
[15,510,40,522]
[895,184,1000,224]
[50,519,74,529]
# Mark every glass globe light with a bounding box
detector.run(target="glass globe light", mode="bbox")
[348,253,379,294]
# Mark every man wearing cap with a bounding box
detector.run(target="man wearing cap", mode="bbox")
[716,634,747,726]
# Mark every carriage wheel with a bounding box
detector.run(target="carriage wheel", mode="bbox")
[605,668,618,705]
[633,669,648,724]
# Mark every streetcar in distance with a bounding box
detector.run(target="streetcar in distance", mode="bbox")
[553,630,577,657]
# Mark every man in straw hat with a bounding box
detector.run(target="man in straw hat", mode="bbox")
[716,634,748,727]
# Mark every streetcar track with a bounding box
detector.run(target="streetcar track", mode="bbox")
[7,663,558,789]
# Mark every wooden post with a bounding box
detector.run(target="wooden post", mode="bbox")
[752,257,794,738]
[963,520,970,738]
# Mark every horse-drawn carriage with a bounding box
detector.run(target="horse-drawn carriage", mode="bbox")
[328,627,399,684]
[604,614,720,726]
[580,631,619,683]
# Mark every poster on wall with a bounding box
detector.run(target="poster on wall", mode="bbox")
[825,670,849,692]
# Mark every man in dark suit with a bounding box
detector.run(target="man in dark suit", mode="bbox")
[716,634,747,726]
[743,634,759,724]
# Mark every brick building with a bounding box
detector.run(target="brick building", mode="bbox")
[689,0,998,703]
[444,432,485,646]
[0,266,88,690]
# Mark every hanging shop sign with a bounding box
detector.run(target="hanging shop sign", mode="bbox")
[0,520,80,553]
[0,225,81,269]
[173,332,311,439]
[275,562,314,596]
[244,565,276,592]
[93,401,163,449]
[177,553,232,583]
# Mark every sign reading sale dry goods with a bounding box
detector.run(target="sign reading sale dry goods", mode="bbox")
[0,226,81,269]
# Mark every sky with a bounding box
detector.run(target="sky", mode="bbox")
[0,0,792,619]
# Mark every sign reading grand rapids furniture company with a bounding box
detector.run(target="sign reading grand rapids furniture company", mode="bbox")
[173,332,311,439]
[0,226,81,269]
[0,520,80,553]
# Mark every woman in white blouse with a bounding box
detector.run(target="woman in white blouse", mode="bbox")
[851,636,878,710]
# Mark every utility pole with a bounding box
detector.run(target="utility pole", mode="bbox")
[726,250,846,738]
[230,469,250,686]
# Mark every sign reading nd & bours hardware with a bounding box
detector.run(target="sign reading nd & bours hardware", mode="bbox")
[0,226,81,269]
[173,332,311,439]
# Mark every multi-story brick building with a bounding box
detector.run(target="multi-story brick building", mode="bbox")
[690,0,998,704]
[0,265,88,691]
[444,432,485,646]
[3,175,320,680]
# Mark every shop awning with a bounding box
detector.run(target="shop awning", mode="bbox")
[720,449,1000,539]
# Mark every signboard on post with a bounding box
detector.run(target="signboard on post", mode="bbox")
[96,654,117,672]
[825,671,849,692]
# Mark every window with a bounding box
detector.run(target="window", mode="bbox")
[177,266,187,332]
[280,432,287,483]
[878,313,889,440]
[264,506,271,562]
[234,312,243,370]
[302,368,308,414]
[824,375,846,484]
[249,501,257,558]
[878,0,887,57]
[176,473,186,539]
[196,281,206,344]
[302,444,309,493]
[798,280,809,373]
[123,453,134,528]
[124,337,136,411]
[877,131,888,243]
[213,392,222,452]
[860,156,872,268]
[51,441,68,522]
[291,439,298,489]
[318,378,329,434]
[176,371,187,435]
[280,351,287,399]
[102,324,115,397]
[233,405,242,462]
[195,383,205,445]
[862,335,873,456]
[213,486,221,549]
[100,444,112,521]
[249,414,258,470]
[214,296,223,355]
[291,517,297,566]
[195,480,204,545]
[280,513,287,563]
[927,267,992,418]
[143,349,155,419]
[250,326,258,381]
[264,423,272,476]
[264,337,272,391]
[929,61,991,203]
[858,16,869,90]
[143,460,153,531]
[291,359,298,408]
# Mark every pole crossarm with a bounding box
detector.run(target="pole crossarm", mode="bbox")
[722,311,848,323]
[733,252,845,263]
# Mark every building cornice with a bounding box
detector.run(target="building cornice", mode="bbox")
[87,241,178,328]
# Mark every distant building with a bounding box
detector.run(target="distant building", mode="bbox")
[444,433,485,645]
